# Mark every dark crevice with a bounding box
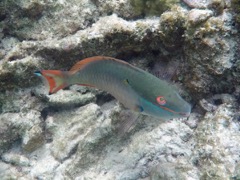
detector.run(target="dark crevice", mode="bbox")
[0,14,6,21]
[30,90,35,97]
[40,107,50,121]
[96,92,115,106]
[115,50,142,62]
[8,55,24,61]
[151,50,160,56]
[61,144,79,163]
[40,106,59,144]
[213,98,223,106]
[40,106,58,121]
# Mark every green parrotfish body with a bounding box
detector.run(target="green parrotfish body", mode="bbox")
[35,56,191,119]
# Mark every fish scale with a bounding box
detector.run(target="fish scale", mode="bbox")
[74,61,140,111]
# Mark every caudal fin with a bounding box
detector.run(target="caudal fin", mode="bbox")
[34,70,69,94]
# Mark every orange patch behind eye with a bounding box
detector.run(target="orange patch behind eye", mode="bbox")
[156,96,166,105]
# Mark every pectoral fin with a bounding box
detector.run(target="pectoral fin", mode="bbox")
[123,79,130,85]
[123,79,144,112]
[134,105,144,112]
[114,110,139,136]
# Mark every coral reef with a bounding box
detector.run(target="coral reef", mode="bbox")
[0,0,239,179]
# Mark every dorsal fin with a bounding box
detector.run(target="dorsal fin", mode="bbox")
[69,56,130,73]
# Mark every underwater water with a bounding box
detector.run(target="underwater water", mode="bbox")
[0,0,240,179]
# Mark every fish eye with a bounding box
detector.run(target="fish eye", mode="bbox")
[156,96,166,105]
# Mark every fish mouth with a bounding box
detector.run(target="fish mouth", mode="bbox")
[159,105,191,117]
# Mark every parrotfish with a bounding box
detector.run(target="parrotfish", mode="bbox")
[35,56,191,119]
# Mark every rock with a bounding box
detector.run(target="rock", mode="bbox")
[0,113,21,155]
[184,113,201,129]
[0,90,44,155]
[30,145,60,179]
[0,162,11,175]
[211,94,237,105]
[188,9,213,25]
[2,111,44,154]
[199,99,217,112]
[192,103,240,179]
[48,90,96,108]
[0,161,30,179]
[183,0,208,8]
[159,6,187,48]
[149,163,186,180]
[208,0,226,15]
[183,0,226,15]
[92,0,135,19]
[0,14,164,91]
[51,116,195,179]
[1,37,20,51]
[22,124,45,153]
[233,162,240,180]
[0,49,5,59]
[48,103,109,161]
[232,0,240,24]
[18,0,45,18]
[184,10,237,98]
[2,153,30,166]
[130,0,180,16]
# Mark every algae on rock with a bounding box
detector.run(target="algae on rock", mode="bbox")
[183,7,237,99]
[130,0,179,16]
[192,99,240,180]
[159,6,187,48]
[232,0,240,24]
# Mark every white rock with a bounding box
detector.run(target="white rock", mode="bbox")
[188,9,213,25]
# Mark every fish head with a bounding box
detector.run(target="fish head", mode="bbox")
[155,92,191,118]
[140,88,191,119]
